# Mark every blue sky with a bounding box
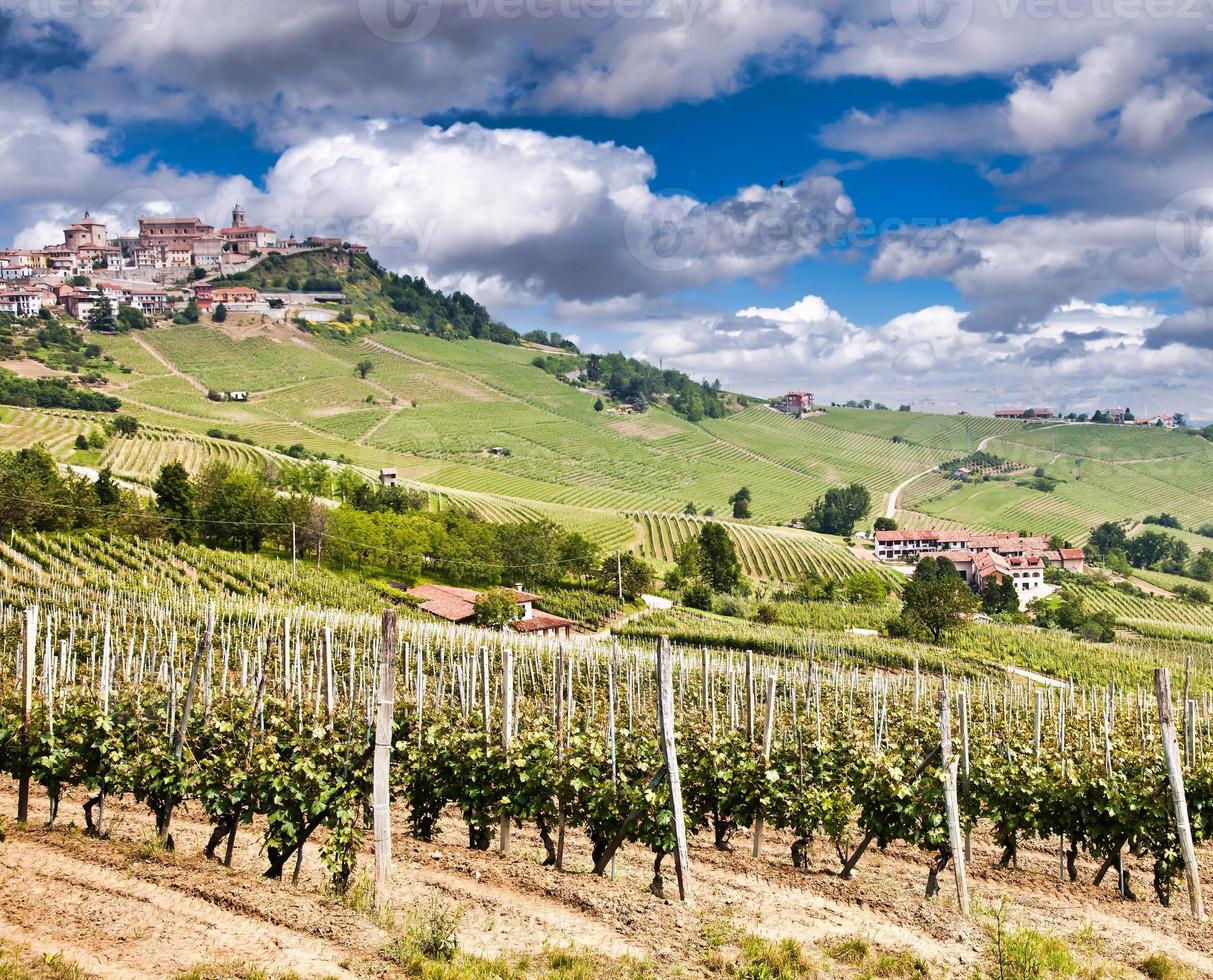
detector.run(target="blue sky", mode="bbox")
[2,1,1212,416]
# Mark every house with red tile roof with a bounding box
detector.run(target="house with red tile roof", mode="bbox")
[405,584,576,637]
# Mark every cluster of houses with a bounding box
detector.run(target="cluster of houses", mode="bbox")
[0,206,362,324]
[993,405,1178,428]
[874,528,1086,608]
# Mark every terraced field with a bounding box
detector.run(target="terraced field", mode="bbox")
[10,315,1209,580]
[633,512,903,584]
[915,425,1213,542]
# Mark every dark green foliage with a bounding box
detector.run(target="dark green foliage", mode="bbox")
[0,370,120,412]
[803,482,871,536]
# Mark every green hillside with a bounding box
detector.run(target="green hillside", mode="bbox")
[6,249,1211,584]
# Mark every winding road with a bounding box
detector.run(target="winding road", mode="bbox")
[881,431,1003,520]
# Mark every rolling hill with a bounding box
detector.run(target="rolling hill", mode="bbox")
[6,249,1212,581]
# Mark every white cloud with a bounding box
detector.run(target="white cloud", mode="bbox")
[595,293,1211,416]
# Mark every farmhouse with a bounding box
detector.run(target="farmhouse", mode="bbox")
[874,529,1084,573]
[378,468,398,487]
[994,408,1055,420]
[783,391,814,415]
[938,550,1050,608]
[406,584,576,637]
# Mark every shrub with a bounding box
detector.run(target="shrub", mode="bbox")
[682,581,714,610]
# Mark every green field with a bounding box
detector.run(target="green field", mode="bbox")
[7,294,1212,587]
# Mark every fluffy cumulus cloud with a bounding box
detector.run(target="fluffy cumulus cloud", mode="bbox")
[870,210,1213,334]
[4,111,855,302]
[585,294,1213,417]
[4,0,826,125]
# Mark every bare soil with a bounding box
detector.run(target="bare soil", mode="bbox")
[1,783,1209,979]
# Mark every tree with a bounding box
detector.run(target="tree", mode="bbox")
[179,299,201,324]
[473,588,523,629]
[190,267,207,281]
[74,434,89,451]
[593,397,604,412]
[116,305,147,332]
[683,502,698,515]
[895,556,979,643]
[111,415,140,437]
[1190,550,1213,583]
[559,532,599,585]
[86,296,117,333]
[697,523,743,593]
[1126,530,1178,569]
[94,466,120,506]
[212,303,228,323]
[728,487,752,520]
[355,360,374,379]
[153,461,195,541]
[843,570,889,605]
[803,483,871,536]
[1089,522,1127,559]
[599,552,654,601]
[193,462,277,552]
[873,517,897,532]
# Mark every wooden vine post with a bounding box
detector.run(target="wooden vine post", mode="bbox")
[162,604,213,843]
[752,673,777,859]
[499,648,514,854]
[939,685,970,916]
[1155,668,1205,921]
[17,605,37,824]
[657,636,692,903]
[374,610,398,910]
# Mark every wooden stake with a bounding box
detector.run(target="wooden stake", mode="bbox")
[499,648,513,854]
[17,605,36,824]
[657,636,691,903]
[1155,668,1205,921]
[752,673,776,859]
[374,610,397,910]
[940,686,970,916]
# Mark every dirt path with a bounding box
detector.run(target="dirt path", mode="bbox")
[0,836,359,979]
[2,784,1210,978]
[129,335,209,394]
[883,465,938,520]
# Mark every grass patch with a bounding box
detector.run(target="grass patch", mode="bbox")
[0,944,91,980]
[1139,953,1191,980]
[174,964,304,980]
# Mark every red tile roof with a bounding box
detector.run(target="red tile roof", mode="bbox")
[511,611,576,633]
[406,584,542,623]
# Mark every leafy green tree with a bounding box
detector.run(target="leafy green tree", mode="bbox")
[74,434,89,451]
[94,467,120,506]
[194,462,277,551]
[212,303,228,323]
[681,581,714,610]
[599,552,654,600]
[559,532,599,585]
[873,517,898,531]
[895,556,978,643]
[697,523,742,593]
[1190,550,1213,583]
[116,305,147,332]
[86,296,117,333]
[593,397,604,412]
[473,588,523,628]
[179,299,201,324]
[1125,530,1178,568]
[843,570,889,605]
[1088,522,1127,558]
[496,519,563,584]
[153,462,195,542]
[355,359,374,379]
[803,483,871,535]
[110,415,140,437]
[728,486,752,520]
